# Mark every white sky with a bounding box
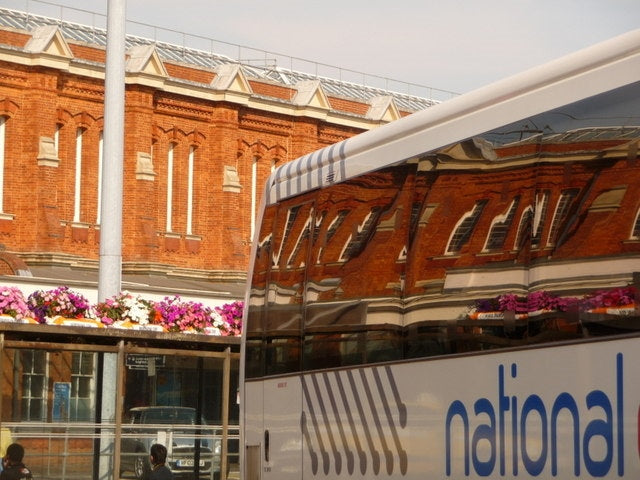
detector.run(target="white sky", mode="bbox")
[2,0,639,98]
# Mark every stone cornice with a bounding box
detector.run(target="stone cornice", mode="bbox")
[0,34,391,132]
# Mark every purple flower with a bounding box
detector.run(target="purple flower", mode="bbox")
[154,295,220,333]
[0,286,30,320]
[215,301,243,336]
[580,286,637,311]
[27,286,91,323]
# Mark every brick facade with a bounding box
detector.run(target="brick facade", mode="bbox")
[0,15,431,287]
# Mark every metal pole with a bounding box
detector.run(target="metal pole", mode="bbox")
[98,3,126,479]
[98,0,126,302]
[113,340,125,479]
[221,347,231,479]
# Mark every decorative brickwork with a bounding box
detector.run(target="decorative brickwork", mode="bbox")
[0,15,430,286]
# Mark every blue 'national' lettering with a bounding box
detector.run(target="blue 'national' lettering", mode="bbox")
[445,353,624,477]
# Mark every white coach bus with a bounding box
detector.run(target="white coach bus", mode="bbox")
[240,29,640,480]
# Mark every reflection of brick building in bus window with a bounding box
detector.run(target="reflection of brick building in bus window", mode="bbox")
[253,124,640,370]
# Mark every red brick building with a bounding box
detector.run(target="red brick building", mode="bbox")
[0,8,442,479]
[0,7,437,303]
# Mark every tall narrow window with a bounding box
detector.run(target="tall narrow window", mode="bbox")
[531,191,549,249]
[166,144,174,232]
[272,205,301,267]
[251,157,258,240]
[71,352,96,422]
[16,350,48,421]
[186,146,195,235]
[339,206,382,261]
[631,208,640,239]
[73,128,84,223]
[445,200,488,255]
[287,213,312,268]
[513,206,533,250]
[96,131,103,225]
[0,116,5,213]
[315,210,346,264]
[484,197,520,251]
[547,188,579,246]
[54,123,61,156]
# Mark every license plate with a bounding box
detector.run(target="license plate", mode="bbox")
[176,459,205,467]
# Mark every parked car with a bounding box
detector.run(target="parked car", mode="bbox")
[120,406,220,479]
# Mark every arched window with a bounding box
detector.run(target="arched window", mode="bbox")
[339,206,382,262]
[483,196,520,251]
[314,210,346,264]
[186,145,195,235]
[547,188,579,246]
[272,205,301,268]
[287,212,312,268]
[531,191,549,249]
[54,123,62,156]
[513,192,551,251]
[96,131,103,225]
[630,207,640,239]
[250,156,259,240]
[73,127,85,223]
[445,200,488,255]
[513,205,533,251]
[166,143,175,232]
[0,116,5,213]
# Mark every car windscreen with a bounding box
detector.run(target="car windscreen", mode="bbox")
[143,410,196,424]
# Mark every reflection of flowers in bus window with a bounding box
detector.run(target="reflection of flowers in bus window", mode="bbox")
[27,286,91,323]
[471,286,636,316]
[580,286,636,310]
[0,286,30,320]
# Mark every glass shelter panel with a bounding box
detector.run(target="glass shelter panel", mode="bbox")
[1,341,239,480]
[2,347,110,479]
[121,354,239,479]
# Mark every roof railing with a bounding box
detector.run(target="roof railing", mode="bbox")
[2,0,459,101]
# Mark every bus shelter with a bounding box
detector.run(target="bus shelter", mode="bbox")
[0,322,240,480]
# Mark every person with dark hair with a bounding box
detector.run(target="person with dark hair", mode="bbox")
[149,443,173,480]
[1,443,32,480]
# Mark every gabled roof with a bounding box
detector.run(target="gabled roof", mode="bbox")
[366,96,400,122]
[292,80,330,109]
[24,25,73,57]
[126,44,168,77]
[211,64,252,93]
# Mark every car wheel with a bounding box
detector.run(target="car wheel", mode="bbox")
[134,454,150,479]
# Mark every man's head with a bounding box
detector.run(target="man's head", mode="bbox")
[5,443,24,464]
[150,443,167,466]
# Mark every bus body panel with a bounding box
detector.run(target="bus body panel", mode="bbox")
[241,29,640,480]
[247,337,639,478]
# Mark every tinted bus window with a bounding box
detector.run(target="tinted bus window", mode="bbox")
[246,79,640,377]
